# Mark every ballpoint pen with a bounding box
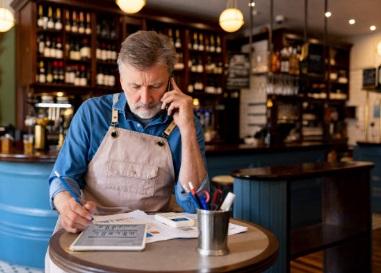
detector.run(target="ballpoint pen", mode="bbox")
[188,181,202,209]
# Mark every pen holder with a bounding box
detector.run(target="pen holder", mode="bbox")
[197,209,230,256]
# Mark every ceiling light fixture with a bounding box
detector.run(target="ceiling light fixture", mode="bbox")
[348,19,356,25]
[324,11,332,18]
[0,0,15,32]
[219,0,244,32]
[370,25,376,31]
[248,1,255,7]
[116,0,146,14]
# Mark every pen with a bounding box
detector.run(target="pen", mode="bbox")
[219,192,236,211]
[54,170,81,204]
[188,181,202,209]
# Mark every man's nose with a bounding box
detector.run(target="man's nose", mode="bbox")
[140,88,151,104]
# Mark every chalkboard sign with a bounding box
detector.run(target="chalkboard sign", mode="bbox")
[362,67,377,90]
[226,53,250,90]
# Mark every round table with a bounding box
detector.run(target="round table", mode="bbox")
[49,219,278,273]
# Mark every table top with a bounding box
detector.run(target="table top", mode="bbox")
[231,161,374,181]
[49,219,279,273]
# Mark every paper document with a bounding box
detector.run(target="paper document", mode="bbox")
[92,210,248,244]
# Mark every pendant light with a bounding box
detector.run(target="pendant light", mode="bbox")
[116,0,146,14]
[219,0,244,32]
[0,0,14,32]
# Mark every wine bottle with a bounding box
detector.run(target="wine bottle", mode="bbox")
[216,36,222,53]
[85,13,92,34]
[38,61,46,83]
[65,10,71,32]
[198,33,204,51]
[47,6,54,29]
[37,5,44,28]
[78,12,85,34]
[56,37,63,59]
[71,11,78,33]
[55,8,62,30]
[192,32,198,51]
[175,29,181,48]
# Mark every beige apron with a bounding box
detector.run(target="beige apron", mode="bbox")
[45,93,177,272]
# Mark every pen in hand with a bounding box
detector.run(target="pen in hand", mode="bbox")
[55,171,95,223]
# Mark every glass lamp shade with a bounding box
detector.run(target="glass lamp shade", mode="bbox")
[116,0,146,14]
[219,8,244,32]
[0,8,14,32]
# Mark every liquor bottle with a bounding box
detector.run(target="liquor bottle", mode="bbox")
[52,61,59,83]
[196,57,203,73]
[56,37,63,59]
[47,6,54,29]
[168,28,174,44]
[71,11,78,33]
[44,36,51,57]
[209,35,215,52]
[216,36,222,53]
[175,29,181,48]
[85,13,92,35]
[46,62,53,83]
[198,33,204,51]
[190,57,197,72]
[97,67,104,86]
[58,61,65,83]
[38,61,46,83]
[80,39,90,60]
[101,43,107,61]
[78,12,85,34]
[65,10,71,32]
[205,36,210,52]
[55,8,62,30]
[79,65,87,86]
[37,5,44,28]
[96,42,102,60]
[50,38,57,58]
[38,34,44,55]
[192,32,198,51]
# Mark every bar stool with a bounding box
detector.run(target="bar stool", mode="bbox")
[211,175,234,197]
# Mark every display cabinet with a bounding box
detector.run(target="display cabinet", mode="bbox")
[11,0,229,147]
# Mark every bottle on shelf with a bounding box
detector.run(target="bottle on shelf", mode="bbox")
[38,34,44,55]
[78,12,85,34]
[198,33,204,51]
[47,6,54,30]
[46,62,53,83]
[43,35,51,57]
[216,36,222,53]
[85,13,92,35]
[65,10,71,32]
[80,38,91,60]
[71,11,78,33]
[55,8,62,31]
[192,32,199,51]
[56,37,63,59]
[175,29,182,48]
[37,5,46,29]
[209,35,215,52]
[37,61,46,83]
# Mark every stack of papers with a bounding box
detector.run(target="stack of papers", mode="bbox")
[92,210,248,243]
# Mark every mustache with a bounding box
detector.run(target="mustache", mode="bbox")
[134,102,161,109]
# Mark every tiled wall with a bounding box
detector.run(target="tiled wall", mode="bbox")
[348,31,381,145]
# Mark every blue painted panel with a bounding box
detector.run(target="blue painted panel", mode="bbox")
[234,178,288,273]
[0,162,57,269]
[354,146,381,212]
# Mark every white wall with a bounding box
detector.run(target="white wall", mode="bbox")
[347,31,381,145]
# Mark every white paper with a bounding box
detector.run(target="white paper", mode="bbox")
[92,210,248,244]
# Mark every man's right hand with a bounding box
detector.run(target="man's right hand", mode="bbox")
[53,191,96,233]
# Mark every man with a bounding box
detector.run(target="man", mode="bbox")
[48,30,208,234]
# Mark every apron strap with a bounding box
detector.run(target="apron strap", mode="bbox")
[111,93,120,138]
[162,120,176,139]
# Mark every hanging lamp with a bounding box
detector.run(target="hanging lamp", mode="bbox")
[116,0,146,14]
[219,0,244,32]
[0,0,14,32]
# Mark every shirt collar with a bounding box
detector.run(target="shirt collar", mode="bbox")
[113,92,171,124]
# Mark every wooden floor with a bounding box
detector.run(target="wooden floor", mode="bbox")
[290,228,381,273]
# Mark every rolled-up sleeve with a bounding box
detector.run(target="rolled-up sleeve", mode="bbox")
[48,101,91,209]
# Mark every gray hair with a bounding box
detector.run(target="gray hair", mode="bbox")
[117,30,176,75]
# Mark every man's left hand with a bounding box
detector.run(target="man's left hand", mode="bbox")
[161,78,195,133]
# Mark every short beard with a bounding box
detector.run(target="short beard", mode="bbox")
[129,102,162,119]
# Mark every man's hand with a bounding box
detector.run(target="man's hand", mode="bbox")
[53,191,96,233]
[160,78,195,133]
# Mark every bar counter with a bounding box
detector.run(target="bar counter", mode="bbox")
[354,141,381,212]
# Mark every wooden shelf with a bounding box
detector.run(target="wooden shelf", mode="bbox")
[290,223,365,259]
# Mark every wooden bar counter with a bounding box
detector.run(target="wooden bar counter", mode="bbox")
[232,161,374,273]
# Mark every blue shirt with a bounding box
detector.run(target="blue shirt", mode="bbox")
[49,92,209,213]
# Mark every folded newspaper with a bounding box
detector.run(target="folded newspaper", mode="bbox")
[93,210,248,243]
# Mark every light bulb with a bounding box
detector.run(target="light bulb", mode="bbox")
[0,8,14,32]
[116,0,146,14]
[219,8,244,32]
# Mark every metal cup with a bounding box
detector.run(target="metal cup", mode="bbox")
[197,209,230,256]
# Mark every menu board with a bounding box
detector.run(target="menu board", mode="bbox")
[226,53,250,90]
